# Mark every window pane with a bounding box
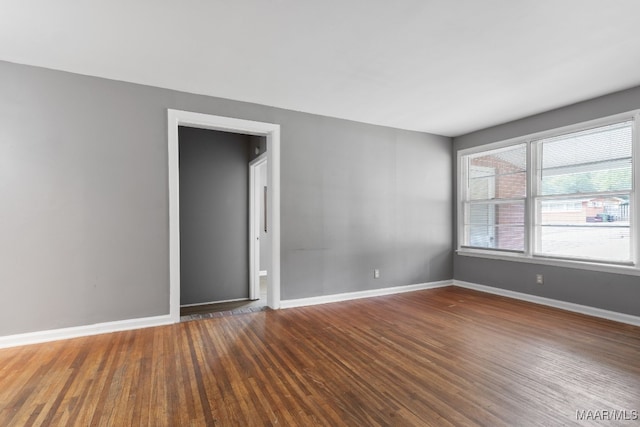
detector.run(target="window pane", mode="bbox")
[537,197,631,262]
[540,121,632,196]
[468,225,495,248]
[468,145,526,200]
[467,226,524,251]
[538,226,631,262]
[468,203,524,225]
[466,202,524,251]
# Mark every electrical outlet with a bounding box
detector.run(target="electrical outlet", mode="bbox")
[374,269,380,279]
[536,274,544,285]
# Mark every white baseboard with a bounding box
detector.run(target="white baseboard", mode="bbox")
[259,270,268,277]
[5,279,637,349]
[0,314,174,349]
[453,280,640,327]
[280,280,452,309]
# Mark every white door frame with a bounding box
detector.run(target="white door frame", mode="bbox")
[167,109,281,323]
[249,153,267,300]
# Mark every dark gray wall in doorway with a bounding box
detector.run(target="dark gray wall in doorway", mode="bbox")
[179,127,250,305]
[249,135,267,161]
[453,85,640,317]
[0,60,452,337]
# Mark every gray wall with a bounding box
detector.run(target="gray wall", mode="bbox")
[284,120,452,298]
[0,60,452,336]
[179,127,250,305]
[453,85,640,317]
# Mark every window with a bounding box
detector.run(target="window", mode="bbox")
[461,144,527,251]
[458,112,637,269]
[534,121,633,263]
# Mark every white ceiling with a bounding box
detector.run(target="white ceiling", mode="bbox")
[2,1,640,137]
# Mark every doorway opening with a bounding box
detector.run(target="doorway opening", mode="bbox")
[167,109,281,323]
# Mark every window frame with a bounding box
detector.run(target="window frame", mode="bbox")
[457,110,640,276]
[460,143,528,253]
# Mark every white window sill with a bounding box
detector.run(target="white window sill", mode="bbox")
[456,249,640,277]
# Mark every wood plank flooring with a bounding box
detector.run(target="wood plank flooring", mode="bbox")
[0,286,639,426]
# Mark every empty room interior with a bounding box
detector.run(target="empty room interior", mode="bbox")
[1,1,639,426]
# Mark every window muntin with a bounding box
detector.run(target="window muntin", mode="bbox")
[459,114,636,268]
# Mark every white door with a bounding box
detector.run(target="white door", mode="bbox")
[249,154,267,300]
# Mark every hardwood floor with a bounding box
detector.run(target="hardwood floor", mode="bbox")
[0,286,639,426]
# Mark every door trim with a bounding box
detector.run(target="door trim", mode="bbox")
[167,109,281,323]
